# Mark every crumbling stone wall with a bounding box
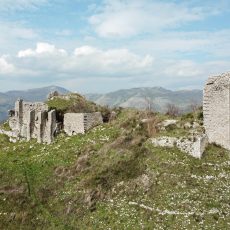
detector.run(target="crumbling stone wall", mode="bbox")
[9,99,56,144]
[84,112,103,131]
[64,113,85,135]
[203,72,230,149]
[34,109,56,144]
[64,112,103,136]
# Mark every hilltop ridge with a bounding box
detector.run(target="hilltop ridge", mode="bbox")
[85,87,202,112]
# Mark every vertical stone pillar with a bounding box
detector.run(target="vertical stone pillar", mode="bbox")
[46,110,56,144]
[203,73,230,149]
[15,99,23,133]
[36,112,44,143]
[26,110,35,141]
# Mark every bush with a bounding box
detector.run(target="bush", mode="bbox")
[46,93,111,123]
[0,121,11,131]
[197,111,203,120]
[181,112,194,120]
[166,104,181,117]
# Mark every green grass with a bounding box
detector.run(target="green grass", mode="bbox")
[46,93,104,114]
[46,93,111,122]
[0,109,230,229]
[0,121,11,131]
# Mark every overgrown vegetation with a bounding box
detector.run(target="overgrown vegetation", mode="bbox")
[0,121,11,131]
[0,108,230,229]
[46,93,111,122]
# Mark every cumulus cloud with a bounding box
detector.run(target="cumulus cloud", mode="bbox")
[1,41,230,92]
[72,45,154,74]
[74,46,99,56]
[14,43,154,77]
[18,43,67,57]
[89,0,216,38]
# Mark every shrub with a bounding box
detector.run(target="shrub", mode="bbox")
[166,103,181,117]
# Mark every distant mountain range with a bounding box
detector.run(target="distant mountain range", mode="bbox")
[0,86,203,122]
[0,86,69,122]
[85,87,203,112]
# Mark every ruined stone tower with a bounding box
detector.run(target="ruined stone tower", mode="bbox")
[203,72,230,150]
[9,99,57,144]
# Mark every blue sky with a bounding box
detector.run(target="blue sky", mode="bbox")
[0,0,230,93]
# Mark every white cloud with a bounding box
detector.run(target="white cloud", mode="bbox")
[1,41,230,92]
[0,56,15,74]
[18,42,67,57]
[74,46,99,56]
[163,60,204,77]
[15,43,154,77]
[0,21,37,40]
[157,59,230,89]
[128,29,230,60]
[89,0,216,38]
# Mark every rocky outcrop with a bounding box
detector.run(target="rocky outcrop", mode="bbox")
[150,134,208,159]
[0,129,19,143]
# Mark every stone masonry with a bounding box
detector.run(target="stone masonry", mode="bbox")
[203,72,230,149]
[9,99,57,144]
[64,112,103,136]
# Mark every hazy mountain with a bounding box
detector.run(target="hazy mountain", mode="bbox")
[0,86,70,122]
[85,87,203,112]
[5,86,69,102]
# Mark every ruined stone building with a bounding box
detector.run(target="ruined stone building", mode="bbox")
[203,72,230,150]
[8,98,103,144]
[9,99,57,144]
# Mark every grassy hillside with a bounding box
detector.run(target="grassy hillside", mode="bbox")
[0,109,230,229]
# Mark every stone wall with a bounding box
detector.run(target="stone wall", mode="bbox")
[84,112,103,131]
[203,72,230,149]
[9,99,56,144]
[64,112,103,136]
[64,113,85,136]
[34,110,57,144]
